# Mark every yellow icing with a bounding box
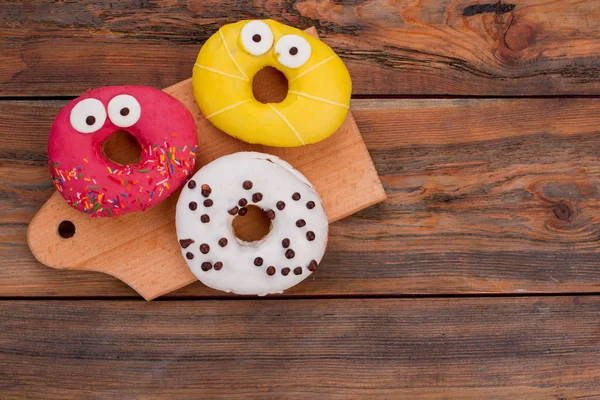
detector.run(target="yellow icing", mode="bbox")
[192,19,352,147]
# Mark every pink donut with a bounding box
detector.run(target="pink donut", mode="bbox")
[48,86,198,218]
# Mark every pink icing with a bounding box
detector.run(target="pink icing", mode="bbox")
[48,86,198,218]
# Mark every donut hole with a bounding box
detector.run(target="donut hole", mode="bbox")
[102,130,142,166]
[57,220,76,239]
[252,67,288,104]
[232,206,272,242]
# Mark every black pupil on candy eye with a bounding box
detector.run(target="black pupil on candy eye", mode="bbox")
[289,47,298,56]
[85,116,96,125]
[120,107,130,116]
[252,34,261,43]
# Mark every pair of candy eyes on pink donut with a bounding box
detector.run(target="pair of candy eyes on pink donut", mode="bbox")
[70,94,142,134]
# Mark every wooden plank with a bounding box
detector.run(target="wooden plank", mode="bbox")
[1,297,599,399]
[3,98,600,297]
[1,0,599,96]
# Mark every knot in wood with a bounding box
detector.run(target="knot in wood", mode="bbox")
[552,201,572,221]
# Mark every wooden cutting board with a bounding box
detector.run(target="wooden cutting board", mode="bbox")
[27,28,386,300]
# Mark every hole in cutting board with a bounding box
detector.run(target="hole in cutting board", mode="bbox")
[57,220,76,239]
[102,130,142,165]
[232,206,272,242]
[252,67,288,104]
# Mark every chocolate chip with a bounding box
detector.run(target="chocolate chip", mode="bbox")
[308,260,318,271]
[238,198,248,207]
[238,207,248,216]
[228,206,239,215]
[289,47,298,56]
[296,219,306,228]
[186,252,194,260]
[282,238,290,248]
[294,267,302,275]
[276,201,286,210]
[201,214,210,223]
[252,193,263,203]
[85,116,95,126]
[266,210,276,220]
[306,231,315,241]
[285,249,295,259]
[201,184,212,198]
[189,202,197,211]
[218,238,228,247]
[252,34,261,42]
[179,239,194,249]
[243,180,253,190]
[254,257,263,266]
[281,267,291,276]
[306,201,315,209]
[120,107,130,116]
[201,262,212,271]
[292,192,301,201]
[266,266,276,276]
[203,199,213,207]
[188,180,196,189]
[214,261,223,271]
[200,243,210,254]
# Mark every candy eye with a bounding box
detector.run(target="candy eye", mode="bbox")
[70,98,107,134]
[108,94,141,128]
[240,20,274,56]
[275,34,312,69]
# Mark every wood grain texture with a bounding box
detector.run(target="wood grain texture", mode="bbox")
[3,98,600,297]
[1,0,599,96]
[1,297,599,399]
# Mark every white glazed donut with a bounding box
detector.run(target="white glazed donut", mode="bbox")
[176,152,328,295]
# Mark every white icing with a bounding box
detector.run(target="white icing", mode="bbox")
[69,98,107,134]
[275,34,311,69]
[240,20,274,56]
[107,94,141,128]
[176,152,328,295]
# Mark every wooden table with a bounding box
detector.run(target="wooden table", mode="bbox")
[1,1,600,398]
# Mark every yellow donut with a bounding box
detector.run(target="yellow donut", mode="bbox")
[192,19,352,147]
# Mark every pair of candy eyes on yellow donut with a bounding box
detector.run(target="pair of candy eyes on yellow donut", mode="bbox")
[240,20,311,69]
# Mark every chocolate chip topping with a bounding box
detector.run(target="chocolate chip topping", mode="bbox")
[228,206,239,215]
[285,249,295,259]
[200,243,210,254]
[186,252,194,260]
[306,231,315,241]
[238,198,248,207]
[306,201,315,209]
[296,219,306,228]
[120,107,130,116]
[252,193,263,203]
[308,260,318,271]
[188,180,196,189]
[243,180,253,190]
[238,207,248,216]
[201,184,212,197]
[289,46,298,56]
[254,257,263,266]
[281,267,291,276]
[203,199,213,207]
[294,267,302,275]
[201,214,210,223]
[201,262,212,271]
[282,238,290,248]
[214,261,223,271]
[189,202,197,211]
[276,201,286,210]
[292,192,301,201]
[218,238,228,247]
[179,239,194,249]
[266,210,276,220]
[266,266,276,276]
[85,116,96,126]
[252,34,261,42]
